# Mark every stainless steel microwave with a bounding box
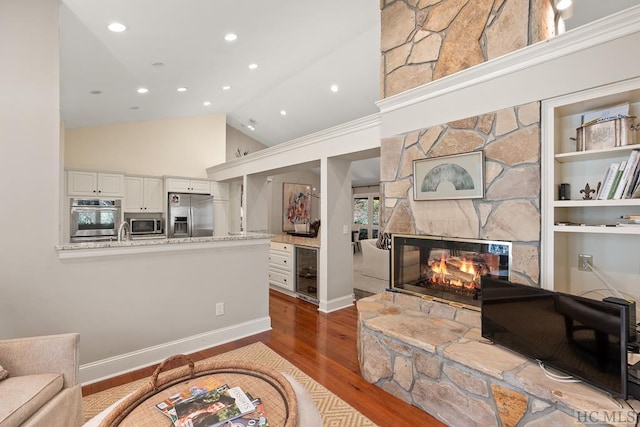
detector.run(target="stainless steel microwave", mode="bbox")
[130,218,163,235]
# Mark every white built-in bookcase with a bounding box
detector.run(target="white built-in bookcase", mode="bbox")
[542,77,640,302]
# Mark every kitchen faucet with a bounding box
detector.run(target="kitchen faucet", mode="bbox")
[117,221,130,242]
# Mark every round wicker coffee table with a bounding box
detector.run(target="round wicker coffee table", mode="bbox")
[98,355,297,427]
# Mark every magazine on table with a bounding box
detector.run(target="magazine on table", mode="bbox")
[218,397,269,427]
[173,385,256,427]
[155,377,227,423]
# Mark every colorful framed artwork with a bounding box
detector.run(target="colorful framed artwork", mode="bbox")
[283,183,311,231]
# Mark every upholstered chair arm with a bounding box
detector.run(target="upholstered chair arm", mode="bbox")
[0,333,80,388]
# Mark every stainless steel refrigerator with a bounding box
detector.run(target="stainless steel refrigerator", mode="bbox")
[167,193,214,238]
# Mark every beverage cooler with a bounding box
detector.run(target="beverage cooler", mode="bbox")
[295,246,318,305]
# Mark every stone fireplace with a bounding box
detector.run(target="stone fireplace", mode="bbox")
[391,234,512,309]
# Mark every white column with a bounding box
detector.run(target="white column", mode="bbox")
[318,156,354,312]
[244,174,270,232]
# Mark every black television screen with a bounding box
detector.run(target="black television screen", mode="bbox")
[481,277,628,398]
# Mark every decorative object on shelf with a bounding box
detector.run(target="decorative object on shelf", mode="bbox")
[234,148,249,158]
[283,183,311,232]
[559,183,571,200]
[413,151,484,201]
[580,183,598,200]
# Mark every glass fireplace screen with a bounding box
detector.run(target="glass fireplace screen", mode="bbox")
[391,234,512,309]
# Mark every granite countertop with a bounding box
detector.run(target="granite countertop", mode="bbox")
[56,232,274,252]
[271,234,320,248]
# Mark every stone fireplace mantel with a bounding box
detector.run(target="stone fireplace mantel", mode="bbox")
[357,292,639,426]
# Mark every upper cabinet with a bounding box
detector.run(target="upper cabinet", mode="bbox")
[124,176,164,213]
[541,77,640,294]
[165,178,211,194]
[67,170,124,198]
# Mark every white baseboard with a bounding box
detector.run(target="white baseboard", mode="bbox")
[319,294,354,313]
[79,316,271,385]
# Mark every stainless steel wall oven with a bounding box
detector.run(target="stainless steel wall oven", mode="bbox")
[69,199,122,242]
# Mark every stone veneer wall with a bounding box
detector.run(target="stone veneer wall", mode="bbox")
[381,0,555,98]
[381,103,541,286]
[358,293,634,426]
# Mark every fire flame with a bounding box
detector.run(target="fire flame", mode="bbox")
[429,255,480,289]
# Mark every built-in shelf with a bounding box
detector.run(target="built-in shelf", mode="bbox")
[555,143,640,163]
[554,199,640,207]
[553,225,640,234]
[542,76,640,292]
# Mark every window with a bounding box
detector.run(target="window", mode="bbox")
[353,193,379,240]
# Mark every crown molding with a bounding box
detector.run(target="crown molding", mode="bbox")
[207,113,381,175]
[376,5,640,114]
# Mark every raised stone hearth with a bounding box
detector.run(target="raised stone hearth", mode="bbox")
[357,292,639,426]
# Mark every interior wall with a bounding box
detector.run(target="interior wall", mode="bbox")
[65,114,227,178]
[226,125,267,161]
[268,171,321,234]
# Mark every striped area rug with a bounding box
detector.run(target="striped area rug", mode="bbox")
[82,342,377,426]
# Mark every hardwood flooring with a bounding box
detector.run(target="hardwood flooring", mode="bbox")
[82,290,445,426]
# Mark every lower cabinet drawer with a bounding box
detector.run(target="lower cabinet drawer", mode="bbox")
[269,252,291,270]
[269,269,294,291]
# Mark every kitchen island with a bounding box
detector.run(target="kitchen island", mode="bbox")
[53,232,273,384]
[56,232,273,259]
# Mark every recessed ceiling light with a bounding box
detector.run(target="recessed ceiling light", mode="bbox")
[330,84,339,93]
[280,110,287,116]
[222,85,231,91]
[248,63,258,70]
[224,33,237,42]
[247,125,255,131]
[107,22,127,33]
[137,87,148,94]
[203,101,212,106]
[177,87,188,92]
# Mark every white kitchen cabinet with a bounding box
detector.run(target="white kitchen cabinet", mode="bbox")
[124,176,164,212]
[269,242,295,293]
[67,170,124,198]
[165,178,211,194]
[541,76,640,296]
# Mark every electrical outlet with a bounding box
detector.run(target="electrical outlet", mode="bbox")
[578,254,593,271]
[215,302,224,316]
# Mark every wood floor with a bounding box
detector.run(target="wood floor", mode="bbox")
[82,290,445,427]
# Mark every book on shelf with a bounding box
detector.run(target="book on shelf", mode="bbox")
[172,384,256,427]
[622,150,640,199]
[607,161,626,200]
[614,150,639,199]
[598,162,621,200]
[628,163,640,198]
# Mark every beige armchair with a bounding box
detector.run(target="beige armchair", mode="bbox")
[0,333,83,427]
[361,239,421,283]
[361,239,390,281]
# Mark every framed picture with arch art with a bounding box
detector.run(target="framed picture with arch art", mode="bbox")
[413,151,484,201]
[282,182,311,232]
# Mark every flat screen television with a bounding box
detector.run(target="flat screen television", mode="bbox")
[481,277,628,398]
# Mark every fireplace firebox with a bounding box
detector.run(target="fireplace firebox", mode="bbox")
[391,234,512,310]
